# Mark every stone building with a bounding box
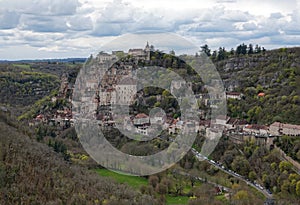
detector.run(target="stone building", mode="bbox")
[114,77,137,105]
[270,122,300,136]
[128,42,152,61]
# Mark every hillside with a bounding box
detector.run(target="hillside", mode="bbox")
[215,47,300,124]
[0,111,158,205]
[0,47,300,205]
[0,62,80,116]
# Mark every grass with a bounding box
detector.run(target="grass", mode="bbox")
[13,64,31,70]
[96,168,148,189]
[166,196,190,205]
[96,169,195,205]
[215,194,230,204]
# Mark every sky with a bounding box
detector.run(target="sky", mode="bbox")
[0,0,300,60]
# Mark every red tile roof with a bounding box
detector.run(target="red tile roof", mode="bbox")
[135,113,149,119]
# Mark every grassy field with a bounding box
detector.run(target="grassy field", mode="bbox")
[13,64,31,70]
[166,196,190,205]
[96,169,211,204]
[96,169,148,189]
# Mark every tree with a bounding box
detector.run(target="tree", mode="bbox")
[296,180,300,196]
[200,44,211,56]
[231,156,251,176]
[155,183,167,195]
[241,43,247,55]
[255,45,261,53]
[149,175,159,188]
[169,50,175,55]
[217,47,226,61]
[248,171,257,182]
[279,161,292,172]
[248,44,254,54]
[232,190,249,205]
[211,50,217,61]
[230,48,235,55]
[281,180,290,193]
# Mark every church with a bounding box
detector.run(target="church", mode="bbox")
[128,42,154,61]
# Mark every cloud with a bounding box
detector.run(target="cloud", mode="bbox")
[0,0,80,16]
[91,0,176,36]
[0,10,20,29]
[19,15,69,32]
[0,0,299,59]
[240,22,258,31]
[67,15,93,31]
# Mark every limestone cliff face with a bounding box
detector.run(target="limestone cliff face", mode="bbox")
[213,48,300,91]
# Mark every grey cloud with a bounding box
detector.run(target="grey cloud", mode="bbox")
[67,15,93,31]
[0,0,80,16]
[241,22,258,31]
[187,22,236,32]
[93,22,122,36]
[270,12,284,19]
[20,15,68,32]
[221,10,251,22]
[281,11,300,35]
[92,0,175,36]
[271,35,300,45]
[0,10,20,29]
[216,0,237,3]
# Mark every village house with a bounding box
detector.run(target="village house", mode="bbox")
[198,120,211,131]
[270,122,300,136]
[99,89,116,105]
[150,111,166,125]
[133,113,150,126]
[168,118,182,135]
[170,80,192,94]
[133,113,150,135]
[258,92,265,97]
[243,124,269,136]
[96,52,117,63]
[226,118,248,130]
[215,115,230,126]
[226,92,243,100]
[114,77,137,105]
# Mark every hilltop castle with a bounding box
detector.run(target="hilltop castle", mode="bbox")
[128,42,154,61]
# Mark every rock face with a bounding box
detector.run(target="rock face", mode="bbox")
[214,48,300,91]
[223,57,267,72]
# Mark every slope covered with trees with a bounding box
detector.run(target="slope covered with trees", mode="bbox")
[214,47,300,124]
[0,111,158,205]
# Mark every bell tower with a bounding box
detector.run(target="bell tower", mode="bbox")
[145,41,150,60]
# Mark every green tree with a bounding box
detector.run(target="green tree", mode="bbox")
[200,44,211,56]
[231,156,251,176]
[296,180,300,196]
[279,161,292,172]
[248,171,257,182]
[248,44,254,54]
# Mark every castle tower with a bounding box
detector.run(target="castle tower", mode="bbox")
[145,42,151,61]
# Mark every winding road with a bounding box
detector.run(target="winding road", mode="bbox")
[190,148,274,199]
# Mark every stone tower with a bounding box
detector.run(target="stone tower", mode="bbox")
[145,42,151,61]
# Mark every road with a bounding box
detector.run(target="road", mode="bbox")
[191,148,273,199]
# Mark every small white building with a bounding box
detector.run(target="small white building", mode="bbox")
[133,113,150,126]
[226,92,243,100]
